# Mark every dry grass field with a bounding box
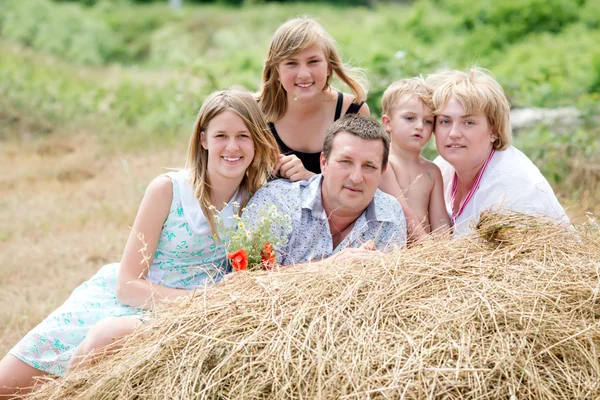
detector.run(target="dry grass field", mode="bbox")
[0,123,188,356]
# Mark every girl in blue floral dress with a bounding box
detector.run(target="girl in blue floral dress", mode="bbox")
[0,89,279,397]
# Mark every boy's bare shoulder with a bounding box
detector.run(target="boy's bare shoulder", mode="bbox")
[417,157,443,179]
[418,157,441,169]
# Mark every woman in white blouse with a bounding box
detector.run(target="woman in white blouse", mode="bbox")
[428,68,570,236]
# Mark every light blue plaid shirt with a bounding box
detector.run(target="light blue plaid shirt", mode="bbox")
[244,175,406,266]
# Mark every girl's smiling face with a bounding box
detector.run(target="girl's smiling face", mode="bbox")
[202,110,255,184]
[277,43,330,101]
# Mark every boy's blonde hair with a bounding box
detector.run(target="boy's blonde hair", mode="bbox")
[426,67,512,150]
[257,17,367,123]
[186,88,279,235]
[381,77,434,116]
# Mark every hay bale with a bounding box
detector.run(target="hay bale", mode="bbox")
[29,213,600,399]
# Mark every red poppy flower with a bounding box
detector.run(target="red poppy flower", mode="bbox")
[260,242,276,270]
[228,249,248,272]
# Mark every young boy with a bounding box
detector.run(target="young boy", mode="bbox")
[379,78,450,241]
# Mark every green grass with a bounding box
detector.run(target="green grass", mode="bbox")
[3,0,599,109]
[0,42,204,150]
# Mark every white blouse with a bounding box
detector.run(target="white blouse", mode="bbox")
[435,146,570,236]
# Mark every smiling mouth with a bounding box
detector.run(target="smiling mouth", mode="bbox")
[447,145,465,149]
[295,83,313,88]
[222,156,242,162]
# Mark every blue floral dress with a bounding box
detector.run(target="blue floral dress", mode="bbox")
[9,170,236,376]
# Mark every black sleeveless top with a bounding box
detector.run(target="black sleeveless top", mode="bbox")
[269,91,365,174]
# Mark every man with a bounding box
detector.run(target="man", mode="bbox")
[244,114,407,266]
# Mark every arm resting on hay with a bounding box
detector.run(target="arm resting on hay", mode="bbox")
[295,241,386,270]
[116,176,191,309]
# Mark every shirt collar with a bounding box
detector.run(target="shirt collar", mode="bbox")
[300,174,326,219]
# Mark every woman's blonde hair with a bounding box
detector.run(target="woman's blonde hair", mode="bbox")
[427,67,512,150]
[257,17,367,123]
[186,88,279,235]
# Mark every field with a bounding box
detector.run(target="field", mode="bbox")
[1,0,599,359]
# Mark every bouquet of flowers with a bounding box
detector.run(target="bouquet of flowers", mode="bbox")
[213,203,292,272]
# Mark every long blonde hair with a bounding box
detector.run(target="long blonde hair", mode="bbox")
[186,89,279,234]
[257,17,367,123]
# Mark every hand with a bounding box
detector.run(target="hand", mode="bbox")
[274,154,315,182]
[360,239,377,251]
[331,244,384,263]
[220,271,243,284]
[292,242,382,271]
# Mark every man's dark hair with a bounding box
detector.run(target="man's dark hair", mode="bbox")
[322,114,390,170]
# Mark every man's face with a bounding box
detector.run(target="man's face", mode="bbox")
[320,131,385,217]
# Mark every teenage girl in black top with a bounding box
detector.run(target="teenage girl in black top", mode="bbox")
[258,17,370,181]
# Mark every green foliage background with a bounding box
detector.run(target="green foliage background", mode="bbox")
[1,0,599,205]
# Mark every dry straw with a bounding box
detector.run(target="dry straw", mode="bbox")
[28,212,600,399]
